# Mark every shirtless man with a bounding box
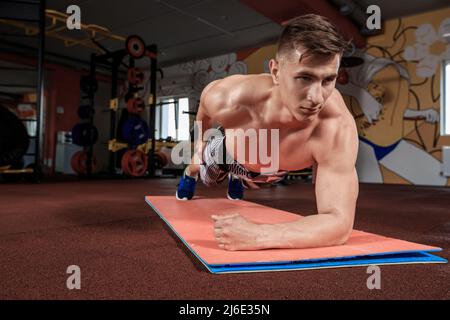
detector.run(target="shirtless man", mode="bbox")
[176,14,359,251]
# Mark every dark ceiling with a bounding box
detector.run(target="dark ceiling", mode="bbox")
[0,0,448,70]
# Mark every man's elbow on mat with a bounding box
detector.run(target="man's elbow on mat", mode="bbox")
[331,214,353,246]
[335,227,352,245]
[315,211,354,247]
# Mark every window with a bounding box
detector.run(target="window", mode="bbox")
[155,97,190,141]
[442,60,450,135]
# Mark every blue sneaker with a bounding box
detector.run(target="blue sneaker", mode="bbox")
[227,174,244,200]
[176,170,197,200]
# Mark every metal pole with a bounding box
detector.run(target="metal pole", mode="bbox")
[86,54,97,177]
[109,55,119,174]
[149,45,157,177]
[34,0,45,181]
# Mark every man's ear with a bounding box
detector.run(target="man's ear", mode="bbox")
[269,59,280,85]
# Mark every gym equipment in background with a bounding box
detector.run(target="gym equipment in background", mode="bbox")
[0,105,30,167]
[121,116,150,147]
[0,105,39,182]
[126,35,146,59]
[0,1,45,183]
[152,151,168,170]
[86,33,159,178]
[127,67,145,86]
[71,150,97,175]
[71,122,99,147]
[80,75,98,95]
[121,149,148,177]
[126,97,145,114]
[77,105,96,119]
[70,72,99,176]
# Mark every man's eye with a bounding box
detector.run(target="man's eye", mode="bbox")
[323,78,335,84]
[296,76,311,82]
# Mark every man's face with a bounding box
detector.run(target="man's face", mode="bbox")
[270,48,340,121]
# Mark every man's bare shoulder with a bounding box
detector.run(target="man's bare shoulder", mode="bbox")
[200,74,272,125]
[202,74,272,105]
[313,89,358,164]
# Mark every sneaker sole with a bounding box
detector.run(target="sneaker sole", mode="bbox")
[175,191,190,201]
[227,193,243,201]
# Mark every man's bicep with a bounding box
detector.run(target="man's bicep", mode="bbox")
[315,161,358,228]
[314,113,359,218]
[314,119,359,227]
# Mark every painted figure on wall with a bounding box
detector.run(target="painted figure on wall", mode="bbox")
[337,14,450,186]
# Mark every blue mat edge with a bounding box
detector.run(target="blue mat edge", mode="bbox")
[145,197,447,274]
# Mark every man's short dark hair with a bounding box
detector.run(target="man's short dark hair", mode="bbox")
[277,14,350,60]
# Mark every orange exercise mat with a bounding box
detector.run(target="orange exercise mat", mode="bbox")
[145,196,447,274]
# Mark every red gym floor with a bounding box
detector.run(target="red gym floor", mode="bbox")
[0,178,449,299]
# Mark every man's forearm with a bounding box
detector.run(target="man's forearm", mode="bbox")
[257,212,353,249]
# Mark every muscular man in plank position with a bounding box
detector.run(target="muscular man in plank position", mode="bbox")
[175,14,359,251]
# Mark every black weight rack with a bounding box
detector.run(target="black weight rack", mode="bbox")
[0,0,46,182]
[85,42,159,178]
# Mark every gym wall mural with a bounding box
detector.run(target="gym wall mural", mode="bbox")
[158,7,450,187]
[337,8,450,187]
